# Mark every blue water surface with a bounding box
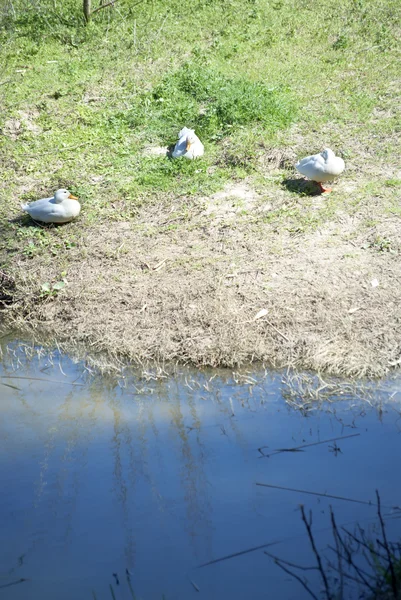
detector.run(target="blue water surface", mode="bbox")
[1,341,400,599]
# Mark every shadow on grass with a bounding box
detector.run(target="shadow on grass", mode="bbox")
[166,143,175,159]
[6,215,60,229]
[0,269,16,309]
[282,178,323,196]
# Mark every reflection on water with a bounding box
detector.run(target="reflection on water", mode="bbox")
[1,340,401,600]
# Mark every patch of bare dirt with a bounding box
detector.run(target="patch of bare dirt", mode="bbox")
[18,109,41,135]
[257,147,297,172]
[1,109,41,139]
[203,182,262,221]
[3,176,401,377]
[2,118,22,140]
[142,145,169,157]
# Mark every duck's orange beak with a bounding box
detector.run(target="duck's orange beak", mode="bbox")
[69,194,79,200]
[185,140,192,152]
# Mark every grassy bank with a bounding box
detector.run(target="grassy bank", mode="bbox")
[1,0,401,375]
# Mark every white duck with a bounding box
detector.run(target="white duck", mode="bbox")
[295,148,345,193]
[172,127,204,159]
[21,189,80,224]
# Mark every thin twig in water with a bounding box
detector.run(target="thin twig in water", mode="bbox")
[0,375,85,386]
[326,556,376,590]
[264,549,318,572]
[376,489,398,597]
[300,506,332,600]
[341,526,388,562]
[330,507,344,597]
[258,433,360,457]
[333,523,377,593]
[126,569,136,600]
[256,482,400,510]
[198,540,280,568]
[270,558,320,600]
[190,579,200,592]
[265,494,401,599]
[198,505,400,574]
[1,381,21,391]
[0,579,27,590]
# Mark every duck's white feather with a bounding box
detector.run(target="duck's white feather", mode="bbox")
[21,191,80,224]
[21,197,52,213]
[178,127,193,139]
[172,127,204,160]
[295,148,345,183]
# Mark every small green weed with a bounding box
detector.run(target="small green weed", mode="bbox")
[370,236,396,254]
[385,179,401,188]
[40,273,67,297]
[332,34,349,50]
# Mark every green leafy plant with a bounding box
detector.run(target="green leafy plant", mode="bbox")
[40,277,67,297]
[370,236,395,253]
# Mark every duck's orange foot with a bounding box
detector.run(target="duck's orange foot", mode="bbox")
[318,182,332,194]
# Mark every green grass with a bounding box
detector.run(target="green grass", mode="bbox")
[0,0,400,261]
[134,62,297,138]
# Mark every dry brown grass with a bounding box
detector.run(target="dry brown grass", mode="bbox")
[2,162,401,377]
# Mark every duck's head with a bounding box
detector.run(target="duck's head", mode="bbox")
[185,132,197,152]
[54,189,79,203]
[321,148,335,161]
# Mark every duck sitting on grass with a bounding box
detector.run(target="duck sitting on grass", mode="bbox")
[21,189,80,224]
[295,148,345,193]
[172,127,204,159]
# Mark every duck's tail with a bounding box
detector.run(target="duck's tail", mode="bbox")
[21,203,29,211]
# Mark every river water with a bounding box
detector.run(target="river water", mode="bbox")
[1,339,401,599]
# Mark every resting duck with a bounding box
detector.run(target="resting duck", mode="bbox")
[21,189,80,223]
[295,148,345,193]
[172,127,204,159]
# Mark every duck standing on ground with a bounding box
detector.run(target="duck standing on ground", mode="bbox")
[295,148,345,193]
[172,127,204,159]
[21,189,80,224]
